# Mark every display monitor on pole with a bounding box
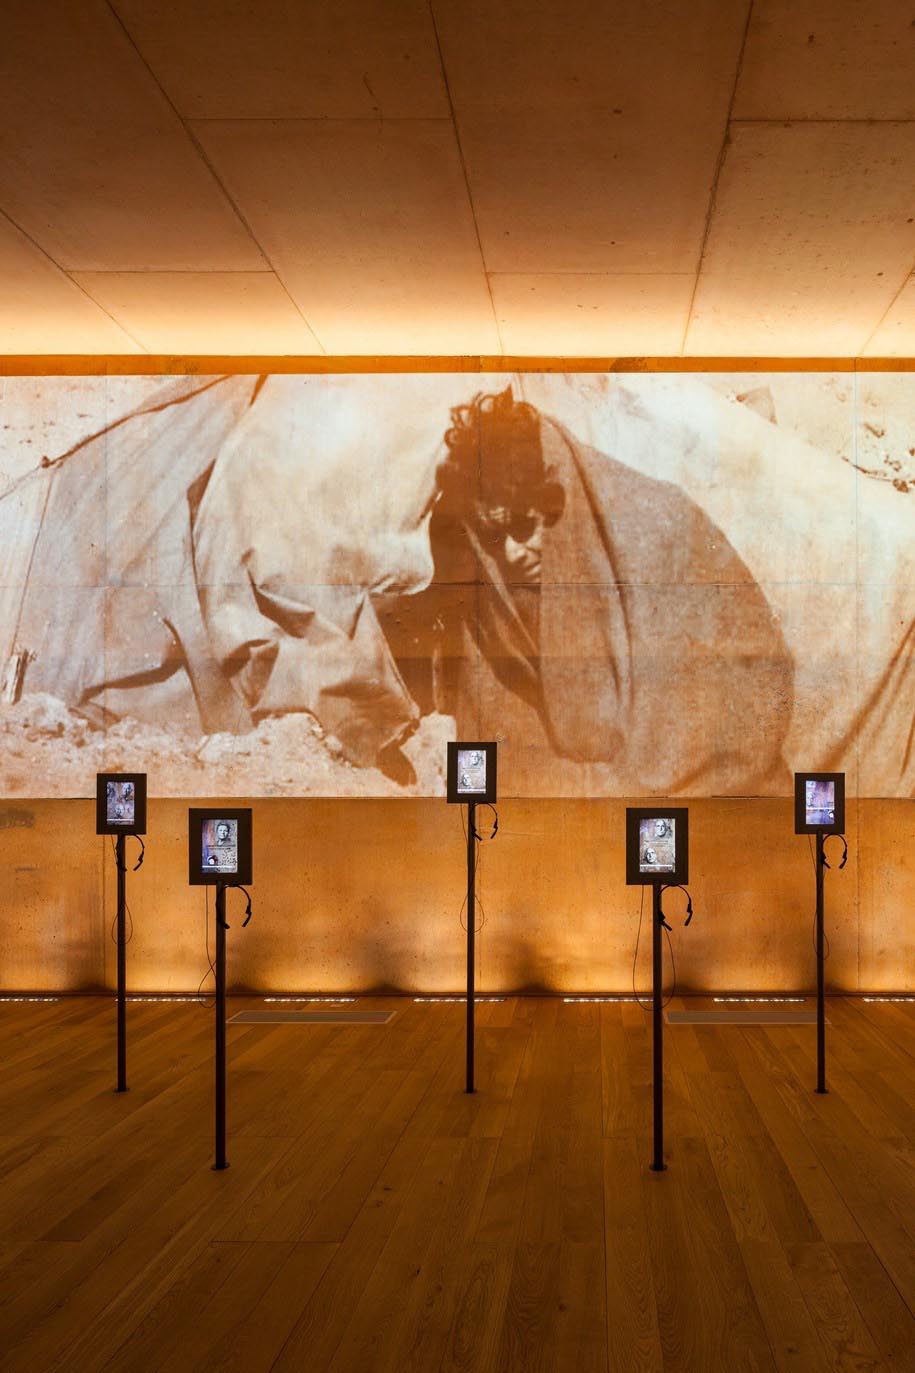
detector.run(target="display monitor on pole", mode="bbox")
[794,772,846,1094]
[96,773,147,1093]
[188,807,253,1171]
[794,771,845,836]
[626,806,690,1173]
[447,742,497,1094]
[626,808,689,887]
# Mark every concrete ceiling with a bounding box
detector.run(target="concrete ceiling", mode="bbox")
[1,0,914,357]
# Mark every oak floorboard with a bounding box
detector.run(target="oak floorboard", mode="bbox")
[0,995,910,1373]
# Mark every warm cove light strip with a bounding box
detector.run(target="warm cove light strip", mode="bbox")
[714,996,807,1004]
[862,996,915,1003]
[263,996,358,1004]
[563,996,639,1003]
[0,995,59,1003]
[127,996,202,1003]
[413,996,506,1003]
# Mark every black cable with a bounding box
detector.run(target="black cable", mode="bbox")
[108,837,134,947]
[196,886,217,1007]
[664,923,677,1007]
[632,884,649,1010]
[806,835,832,960]
[457,805,489,934]
[632,884,683,1012]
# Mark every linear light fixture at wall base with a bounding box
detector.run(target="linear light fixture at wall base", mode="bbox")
[0,995,60,1003]
[713,996,807,1004]
[861,996,915,1003]
[126,995,203,1003]
[563,996,639,1003]
[413,996,506,1003]
[263,996,358,1004]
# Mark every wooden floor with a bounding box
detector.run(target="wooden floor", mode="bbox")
[0,996,913,1372]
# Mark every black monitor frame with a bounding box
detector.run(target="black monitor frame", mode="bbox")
[794,772,845,835]
[96,772,147,836]
[188,807,253,886]
[626,807,689,885]
[446,741,498,804]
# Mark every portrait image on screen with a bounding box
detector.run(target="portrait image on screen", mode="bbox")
[639,817,676,875]
[805,779,835,828]
[202,818,238,875]
[106,780,135,826]
[457,748,487,796]
[626,806,688,884]
[96,772,147,835]
[446,741,497,803]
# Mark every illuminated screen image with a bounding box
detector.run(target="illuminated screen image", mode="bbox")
[106,780,135,826]
[805,779,835,828]
[202,818,238,875]
[639,817,676,874]
[456,748,487,796]
[3,372,915,802]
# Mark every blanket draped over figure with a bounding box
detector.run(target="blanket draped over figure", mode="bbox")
[8,374,422,769]
[386,413,795,796]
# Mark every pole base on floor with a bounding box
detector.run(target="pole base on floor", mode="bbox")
[212,1161,230,1172]
[115,1086,129,1095]
[815,1087,828,1095]
[649,1162,667,1173]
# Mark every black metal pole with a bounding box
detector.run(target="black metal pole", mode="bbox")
[815,832,827,1094]
[214,883,229,1169]
[116,834,127,1093]
[466,801,476,1094]
[650,883,666,1171]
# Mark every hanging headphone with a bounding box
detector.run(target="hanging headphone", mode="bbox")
[822,834,848,870]
[114,835,145,872]
[470,803,499,841]
[659,883,693,930]
[220,885,253,930]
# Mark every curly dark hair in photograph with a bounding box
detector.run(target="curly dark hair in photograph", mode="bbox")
[435,387,565,524]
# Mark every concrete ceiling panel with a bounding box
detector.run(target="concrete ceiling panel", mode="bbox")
[735,1,915,120]
[194,119,500,354]
[0,216,141,354]
[432,0,749,273]
[112,0,448,119]
[491,273,693,354]
[687,122,915,355]
[70,271,321,354]
[0,0,263,271]
[862,278,915,356]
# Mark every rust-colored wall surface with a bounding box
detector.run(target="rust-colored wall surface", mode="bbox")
[1,797,911,995]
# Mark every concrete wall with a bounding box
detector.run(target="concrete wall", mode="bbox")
[1,797,911,995]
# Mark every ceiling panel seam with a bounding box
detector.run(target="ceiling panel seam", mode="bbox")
[427,0,504,353]
[0,205,145,353]
[188,116,455,124]
[731,117,915,126]
[680,0,757,356]
[104,0,327,354]
[859,269,915,355]
[488,271,696,278]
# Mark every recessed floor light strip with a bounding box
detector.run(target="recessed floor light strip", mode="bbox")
[126,996,202,1003]
[714,997,807,1004]
[263,996,358,1004]
[413,996,506,1003]
[862,996,915,1003]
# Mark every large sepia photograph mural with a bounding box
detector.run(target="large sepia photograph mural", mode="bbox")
[0,371,913,799]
